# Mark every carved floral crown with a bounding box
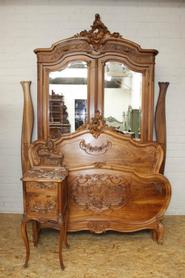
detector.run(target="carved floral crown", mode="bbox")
[74,14,121,51]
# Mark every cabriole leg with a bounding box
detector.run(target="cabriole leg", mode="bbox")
[63,211,69,248]
[59,225,65,270]
[21,219,30,267]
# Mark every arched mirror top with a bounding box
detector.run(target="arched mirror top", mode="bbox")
[34,13,158,66]
[35,14,158,140]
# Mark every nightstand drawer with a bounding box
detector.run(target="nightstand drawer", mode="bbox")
[26,181,57,193]
[26,192,58,219]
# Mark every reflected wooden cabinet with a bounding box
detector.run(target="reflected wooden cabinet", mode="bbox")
[21,14,171,268]
[49,90,71,138]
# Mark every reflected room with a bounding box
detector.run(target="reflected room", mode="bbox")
[104,61,142,138]
[49,61,88,138]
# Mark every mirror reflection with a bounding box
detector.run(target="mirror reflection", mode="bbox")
[49,61,88,138]
[104,61,142,138]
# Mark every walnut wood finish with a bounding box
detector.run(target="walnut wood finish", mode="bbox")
[34,14,158,142]
[28,126,171,242]
[20,81,34,173]
[155,82,169,173]
[67,167,171,240]
[29,129,163,174]
[21,14,171,259]
[21,167,68,269]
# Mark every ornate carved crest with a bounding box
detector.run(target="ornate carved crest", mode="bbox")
[79,139,112,155]
[78,110,113,138]
[71,174,130,213]
[74,14,121,51]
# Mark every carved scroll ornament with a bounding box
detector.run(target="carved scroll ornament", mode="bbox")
[71,174,130,213]
[30,139,64,167]
[78,110,113,138]
[79,139,112,155]
[75,14,121,51]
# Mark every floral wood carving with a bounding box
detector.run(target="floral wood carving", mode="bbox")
[74,14,121,51]
[79,139,112,155]
[28,197,57,214]
[71,174,130,213]
[24,167,67,180]
[27,182,57,190]
[87,221,111,233]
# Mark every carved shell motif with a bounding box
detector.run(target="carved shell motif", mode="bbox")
[71,174,130,213]
[87,221,111,233]
[74,14,121,51]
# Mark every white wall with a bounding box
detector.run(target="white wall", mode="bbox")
[0,0,185,214]
[104,88,131,122]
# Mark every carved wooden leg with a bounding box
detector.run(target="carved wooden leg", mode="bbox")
[21,219,30,268]
[32,221,40,247]
[152,222,165,244]
[63,212,69,248]
[59,225,65,270]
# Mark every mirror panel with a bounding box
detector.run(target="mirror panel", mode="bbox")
[104,61,142,139]
[49,61,88,138]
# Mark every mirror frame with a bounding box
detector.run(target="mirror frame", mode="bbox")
[34,14,158,141]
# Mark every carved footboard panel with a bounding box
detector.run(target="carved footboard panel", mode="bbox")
[67,167,171,241]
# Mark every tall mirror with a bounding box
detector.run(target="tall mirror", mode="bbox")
[104,61,142,138]
[35,14,157,141]
[49,61,88,138]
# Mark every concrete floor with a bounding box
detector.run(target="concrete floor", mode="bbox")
[0,214,185,278]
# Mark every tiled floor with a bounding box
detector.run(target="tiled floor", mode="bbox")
[0,214,185,278]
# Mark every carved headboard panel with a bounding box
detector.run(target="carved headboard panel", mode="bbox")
[29,128,163,174]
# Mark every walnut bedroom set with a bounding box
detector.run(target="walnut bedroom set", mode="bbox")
[20,14,171,269]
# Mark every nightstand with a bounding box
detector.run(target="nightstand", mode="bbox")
[21,167,68,270]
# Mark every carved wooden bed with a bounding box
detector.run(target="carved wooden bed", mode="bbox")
[28,115,171,243]
[20,14,171,250]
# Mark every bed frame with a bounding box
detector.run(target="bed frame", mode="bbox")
[27,115,171,243]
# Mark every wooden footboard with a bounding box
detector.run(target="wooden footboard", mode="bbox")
[67,166,171,242]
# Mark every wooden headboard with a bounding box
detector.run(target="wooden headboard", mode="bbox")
[29,128,163,175]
